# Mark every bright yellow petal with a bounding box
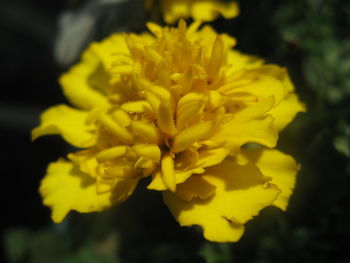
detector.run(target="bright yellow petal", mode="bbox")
[197,148,229,168]
[59,48,108,110]
[163,1,189,24]
[164,158,280,242]
[176,92,204,130]
[223,64,305,131]
[132,144,161,162]
[269,94,306,131]
[211,98,278,155]
[175,175,216,202]
[165,191,245,242]
[32,105,96,148]
[147,170,167,190]
[99,114,133,144]
[147,167,203,191]
[91,33,154,71]
[161,154,176,192]
[157,103,177,136]
[121,100,153,113]
[251,65,294,93]
[227,76,286,106]
[191,1,239,21]
[40,159,112,223]
[218,1,239,19]
[242,148,299,210]
[226,50,264,73]
[173,121,213,153]
[68,149,99,177]
[96,146,127,162]
[90,34,129,70]
[194,25,236,53]
[130,120,160,144]
[148,147,228,191]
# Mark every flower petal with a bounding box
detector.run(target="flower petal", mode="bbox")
[228,75,286,106]
[175,175,216,202]
[191,1,239,21]
[40,159,112,223]
[147,167,203,191]
[252,65,294,93]
[197,148,229,168]
[164,158,280,242]
[242,148,299,210]
[59,48,108,110]
[90,34,130,69]
[32,105,96,148]
[269,94,306,131]
[161,154,176,192]
[68,149,99,177]
[132,144,161,162]
[211,97,278,155]
[227,50,264,73]
[173,121,213,153]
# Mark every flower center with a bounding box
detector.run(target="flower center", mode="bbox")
[92,21,242,192]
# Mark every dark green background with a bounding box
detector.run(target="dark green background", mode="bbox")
[1,0,350,262]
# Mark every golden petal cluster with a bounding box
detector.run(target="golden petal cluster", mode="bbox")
[32,21,305,242]
[146,0,239,23]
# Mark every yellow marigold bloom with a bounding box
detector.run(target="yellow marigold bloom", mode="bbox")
[33,21,305,242]
[146,0,239,24]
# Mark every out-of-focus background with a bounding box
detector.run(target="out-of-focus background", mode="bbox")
[1,0,350,262]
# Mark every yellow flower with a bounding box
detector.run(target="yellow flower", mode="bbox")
[146,0,239,24]
[33,21,305,242]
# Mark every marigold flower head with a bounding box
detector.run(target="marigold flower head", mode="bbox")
[146,0,239,24]
[33,20,305,242]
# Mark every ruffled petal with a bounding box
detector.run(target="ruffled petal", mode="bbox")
[211,97,278,155]
[163,1,190,24]
[226,50,264,72]
[269,94,306,131]
[223,64,306,131]
[191,1,239,21]
[163,0,239,23]
[32,105,96,148]
[164,191,245,242]
[164,158,280,242]
[242,148,299,210]
[59,48,108,110]
[40,159,112,223]
[68,149,99,177]
[89,34,130,70]
[229,75,286,106]
[147,168,202,191]
[148,148,229,191]
[194,25,236,53]
[251,65,294,93]
[174,175,216,202]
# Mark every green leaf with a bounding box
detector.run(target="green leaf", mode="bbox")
[4,228,31,263]
[199,243,233,263]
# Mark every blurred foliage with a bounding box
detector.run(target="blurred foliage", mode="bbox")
[4,226,122,263]
[2,0,350,262]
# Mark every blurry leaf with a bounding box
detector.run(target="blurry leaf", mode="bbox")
[4,226,124,263]
[334,120,350,157]
[334,136,350,157]
[63,244,122,263]
[4,228,31,263]
[198,243,233,263]
[29,228,71,263]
